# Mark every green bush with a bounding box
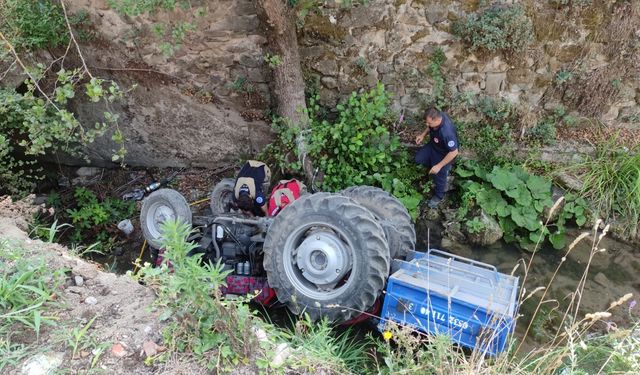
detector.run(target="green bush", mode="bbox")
[262,83,424,218]
[452,4,533,54]
[0,0,69,50]
[307,83,424,217]
[64,187,135,246]
[526,119,557,146]
[0,73,124,196]
[455,159,589,251]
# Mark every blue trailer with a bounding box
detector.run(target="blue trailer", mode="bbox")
[378,249,520,356]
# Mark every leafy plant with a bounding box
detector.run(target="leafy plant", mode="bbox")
[555,70,573,85]
[306,83,423,217]
[457,121,515,167]
[0,0,69,50]
[455,159,588,250]
[452,4,533,54]
[0,66,127,196]
[30,219,72,243]
[425,48,447,110]
[465,217,486,234]
[261,83,424,217]
[64,316,97,359]
[64,187,135,246]
[526,119,557,146]
[264,53,282,68]
[228,76,254,93]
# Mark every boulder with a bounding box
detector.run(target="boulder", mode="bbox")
[464,211,503,246]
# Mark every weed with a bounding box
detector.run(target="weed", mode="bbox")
[555,70,573,85]
[264,53,282,68]
[455,159,589,250]
[136,219,263,369]
[64,187,135,246]
[354,56,369,73]
[424,48,447,110]
[452,3,533,54]
[0,337,33,373]
[64,316,97,359]
[567,139,640,238]
[228,76,255,94]
[277,316,371,373]
[30,219,72,243]
[465,217,486,234]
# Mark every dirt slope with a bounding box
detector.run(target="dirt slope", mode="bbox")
[0,196,207,374]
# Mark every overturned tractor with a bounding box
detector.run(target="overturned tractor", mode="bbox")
[139,181,416,322]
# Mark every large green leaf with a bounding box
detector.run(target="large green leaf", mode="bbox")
[455,165,474,177]
[474,164,488,180]
[512,166,531,183]
[527,175,552,200]
[518,236,537,252]
[510,206,541,231]
[488,167,521,192]
[499,216,517,239]
[496,201,511,217]
[505,184,533,206]
[476,188,507,215]
[549,231,566,249]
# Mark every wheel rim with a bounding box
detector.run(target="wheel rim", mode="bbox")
[146,201,176,239]
[219,190,233,212]
[283,223,355,301]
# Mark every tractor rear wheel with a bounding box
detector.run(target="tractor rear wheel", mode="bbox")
[263,193,390,322]
[340,186,415,259]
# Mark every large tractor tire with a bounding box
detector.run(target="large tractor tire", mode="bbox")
[264,193,390,322]
[340,186,416,259]
[210,178,235,214]
[141,189,192,249]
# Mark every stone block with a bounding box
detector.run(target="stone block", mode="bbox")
[481,56,509,73]
[313,59,338,76]
[321,77,338,89]
[484,72,506,95]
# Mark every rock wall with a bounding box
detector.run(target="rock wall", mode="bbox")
[300,0,639,128]
[4,0,638,167]
[64,0,273,167]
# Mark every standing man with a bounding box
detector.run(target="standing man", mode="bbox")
[415,108,459,209]
[234,160,271,216]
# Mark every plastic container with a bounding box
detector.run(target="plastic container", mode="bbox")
[378,249,520,356]
[117,219,134,236]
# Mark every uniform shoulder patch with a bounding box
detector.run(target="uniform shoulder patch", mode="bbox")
[256,196,264,204]
[447,140,455,148]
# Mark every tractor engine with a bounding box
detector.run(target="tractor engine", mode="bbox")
[196,216,267,277]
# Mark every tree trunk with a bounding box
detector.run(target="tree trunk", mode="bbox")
[256,0,314,183]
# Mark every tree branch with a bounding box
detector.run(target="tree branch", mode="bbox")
[60,0,93,79]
